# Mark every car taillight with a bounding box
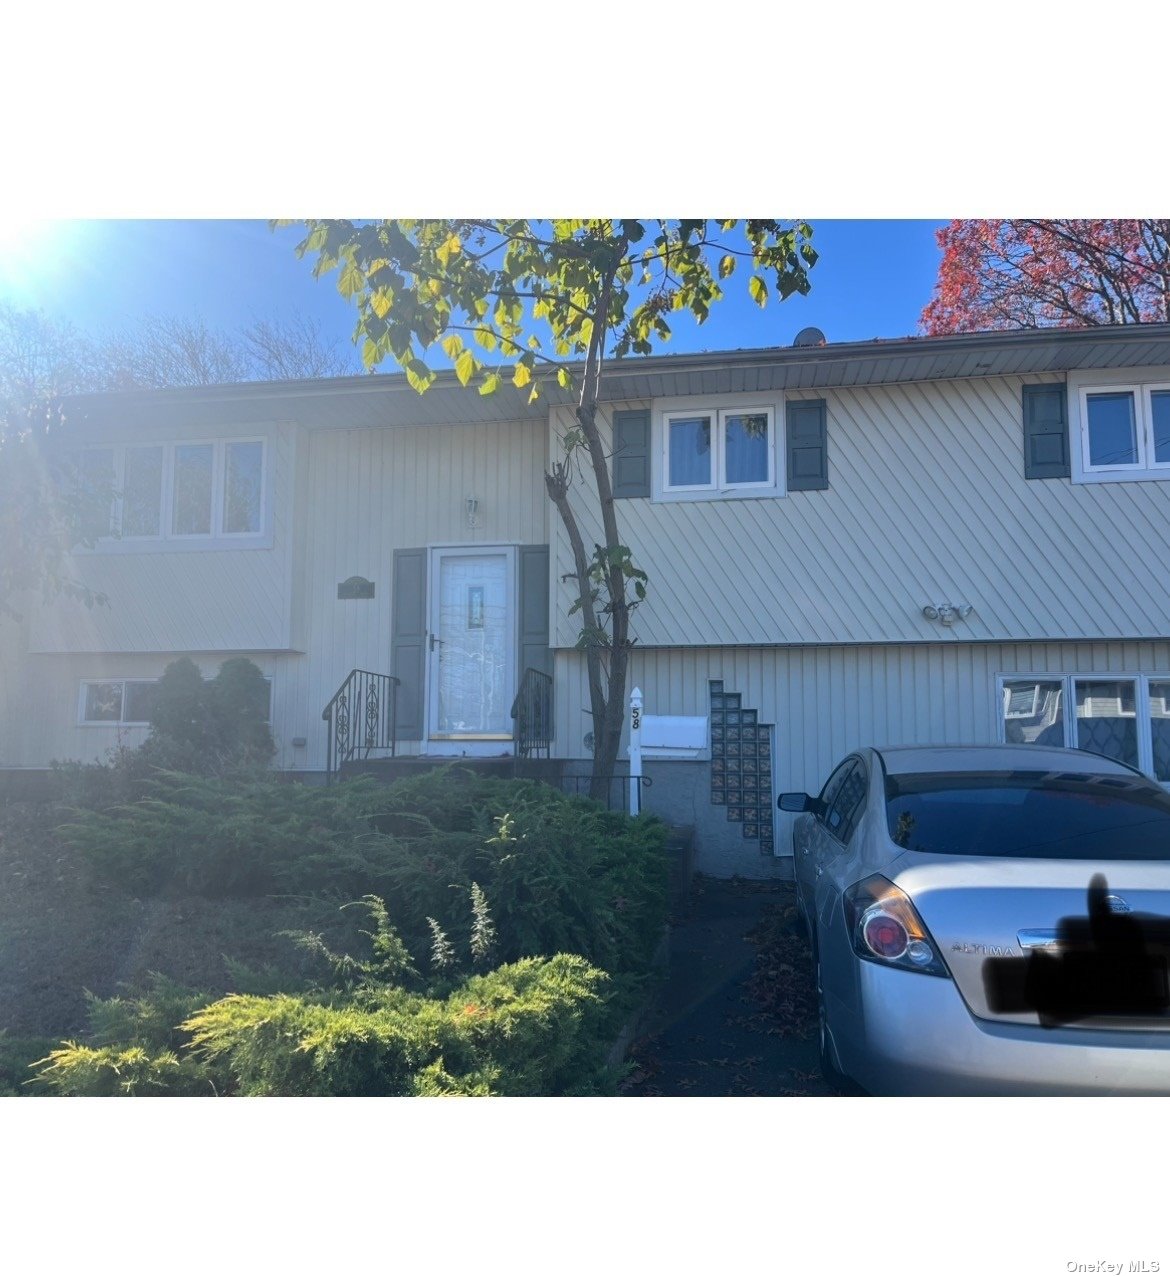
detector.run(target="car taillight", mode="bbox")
[843,875,950,978]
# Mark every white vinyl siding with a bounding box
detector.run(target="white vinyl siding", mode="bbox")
[551,641,1170,797]
[555,377,1170,649]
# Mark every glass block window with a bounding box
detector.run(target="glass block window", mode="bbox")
[708,680,775,854]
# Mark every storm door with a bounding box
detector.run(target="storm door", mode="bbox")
[427,547,516,750]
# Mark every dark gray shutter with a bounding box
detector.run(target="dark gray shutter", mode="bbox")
[612,409,650,498]
[391,548,427,740]
[786,399,828,491]
[518,545,552,679]
[1022,383,1070,479]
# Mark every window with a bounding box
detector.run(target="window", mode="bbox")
[885,771,1170,860]
[121,446,164,537]
[77,438,267,547]
[80,680,159,725]
[828,761,868,845]
[659,402,777,498]
[998,673,1170,781]
[172,444,214,535]
[79,676,272,725]
[1077,381,1170,477]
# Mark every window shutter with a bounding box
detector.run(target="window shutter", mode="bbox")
[518,545,553,680]
[1022,383,1070,479]
[391,548,427,740]
[612,409,651,498]
[786,399,828,491]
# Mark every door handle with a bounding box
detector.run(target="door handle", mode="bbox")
[1017,929,1061,951]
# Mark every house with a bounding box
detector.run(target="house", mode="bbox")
[4,322,1170,878]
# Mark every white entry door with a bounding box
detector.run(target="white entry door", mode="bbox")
[427,547,516,751]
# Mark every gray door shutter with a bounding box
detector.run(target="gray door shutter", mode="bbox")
[786,399,828,491]
[1022,383,1070,479]
[612,409,651,498]
[391,547,427,740]
[518,545,553,679]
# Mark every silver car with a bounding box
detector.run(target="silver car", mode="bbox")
[780,744,1170,1096]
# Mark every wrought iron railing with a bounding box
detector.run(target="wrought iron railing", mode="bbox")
[511,667,554,759]
[559,772,652,813]
[322,669,400,783]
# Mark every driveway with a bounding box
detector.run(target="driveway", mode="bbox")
[621,876,861,1097]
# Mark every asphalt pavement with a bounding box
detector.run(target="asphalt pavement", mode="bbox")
[620,876,858,1097]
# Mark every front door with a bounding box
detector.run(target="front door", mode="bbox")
[427,547,516,753]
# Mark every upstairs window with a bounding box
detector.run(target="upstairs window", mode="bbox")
[661,405,776,496]
[1078,383,1170,476]
[77,438,267,546]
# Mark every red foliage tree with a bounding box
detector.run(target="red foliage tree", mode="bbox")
[921,220,1170,335]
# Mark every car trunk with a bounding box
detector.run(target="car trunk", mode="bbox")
[889,853,1170,1031]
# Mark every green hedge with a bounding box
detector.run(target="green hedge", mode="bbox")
[63,768,668,997]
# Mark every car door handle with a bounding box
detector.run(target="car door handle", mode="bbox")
[815,866,823,878]
[1017,929,1061,951]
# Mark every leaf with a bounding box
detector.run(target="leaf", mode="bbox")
[338,259,365,300]
[749,275,767,307]
[556,367,571,390]
[370,288,392,320]
[454,349,476,387]
[512,362,532,388]
[479,372,501,396]
[719,254,736,279]
[441,334,464,360]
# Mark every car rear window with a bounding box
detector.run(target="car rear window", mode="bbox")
[885,770,1170,859]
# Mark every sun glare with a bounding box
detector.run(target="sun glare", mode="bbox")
[0,218,77,300]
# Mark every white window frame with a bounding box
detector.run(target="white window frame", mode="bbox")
[78,674,273,726]
[995,672,1170,783]
[1068,367,1170,483]
[77,435,270,551]
[78,679,158,726]
[653,394,783,502]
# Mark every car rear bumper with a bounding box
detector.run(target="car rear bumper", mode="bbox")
[836,962,1170,1096]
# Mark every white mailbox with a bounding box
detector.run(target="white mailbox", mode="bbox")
[639,714,709,760]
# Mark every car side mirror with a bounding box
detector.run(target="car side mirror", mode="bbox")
[778,792,822,814]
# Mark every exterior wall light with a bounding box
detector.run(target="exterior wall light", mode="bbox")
[922,603,974,626]
[465,495,481,529]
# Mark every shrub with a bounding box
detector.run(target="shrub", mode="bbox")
[60,771,390,896]
[62,766,668,1023]
[182,952,609,1097]
[31,974,222,1097]
[32,906,612,1097]
[51,657,275,811]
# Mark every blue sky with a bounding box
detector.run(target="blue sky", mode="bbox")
[0,219,947,364]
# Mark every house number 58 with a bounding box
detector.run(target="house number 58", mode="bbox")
[631,706,641,730]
